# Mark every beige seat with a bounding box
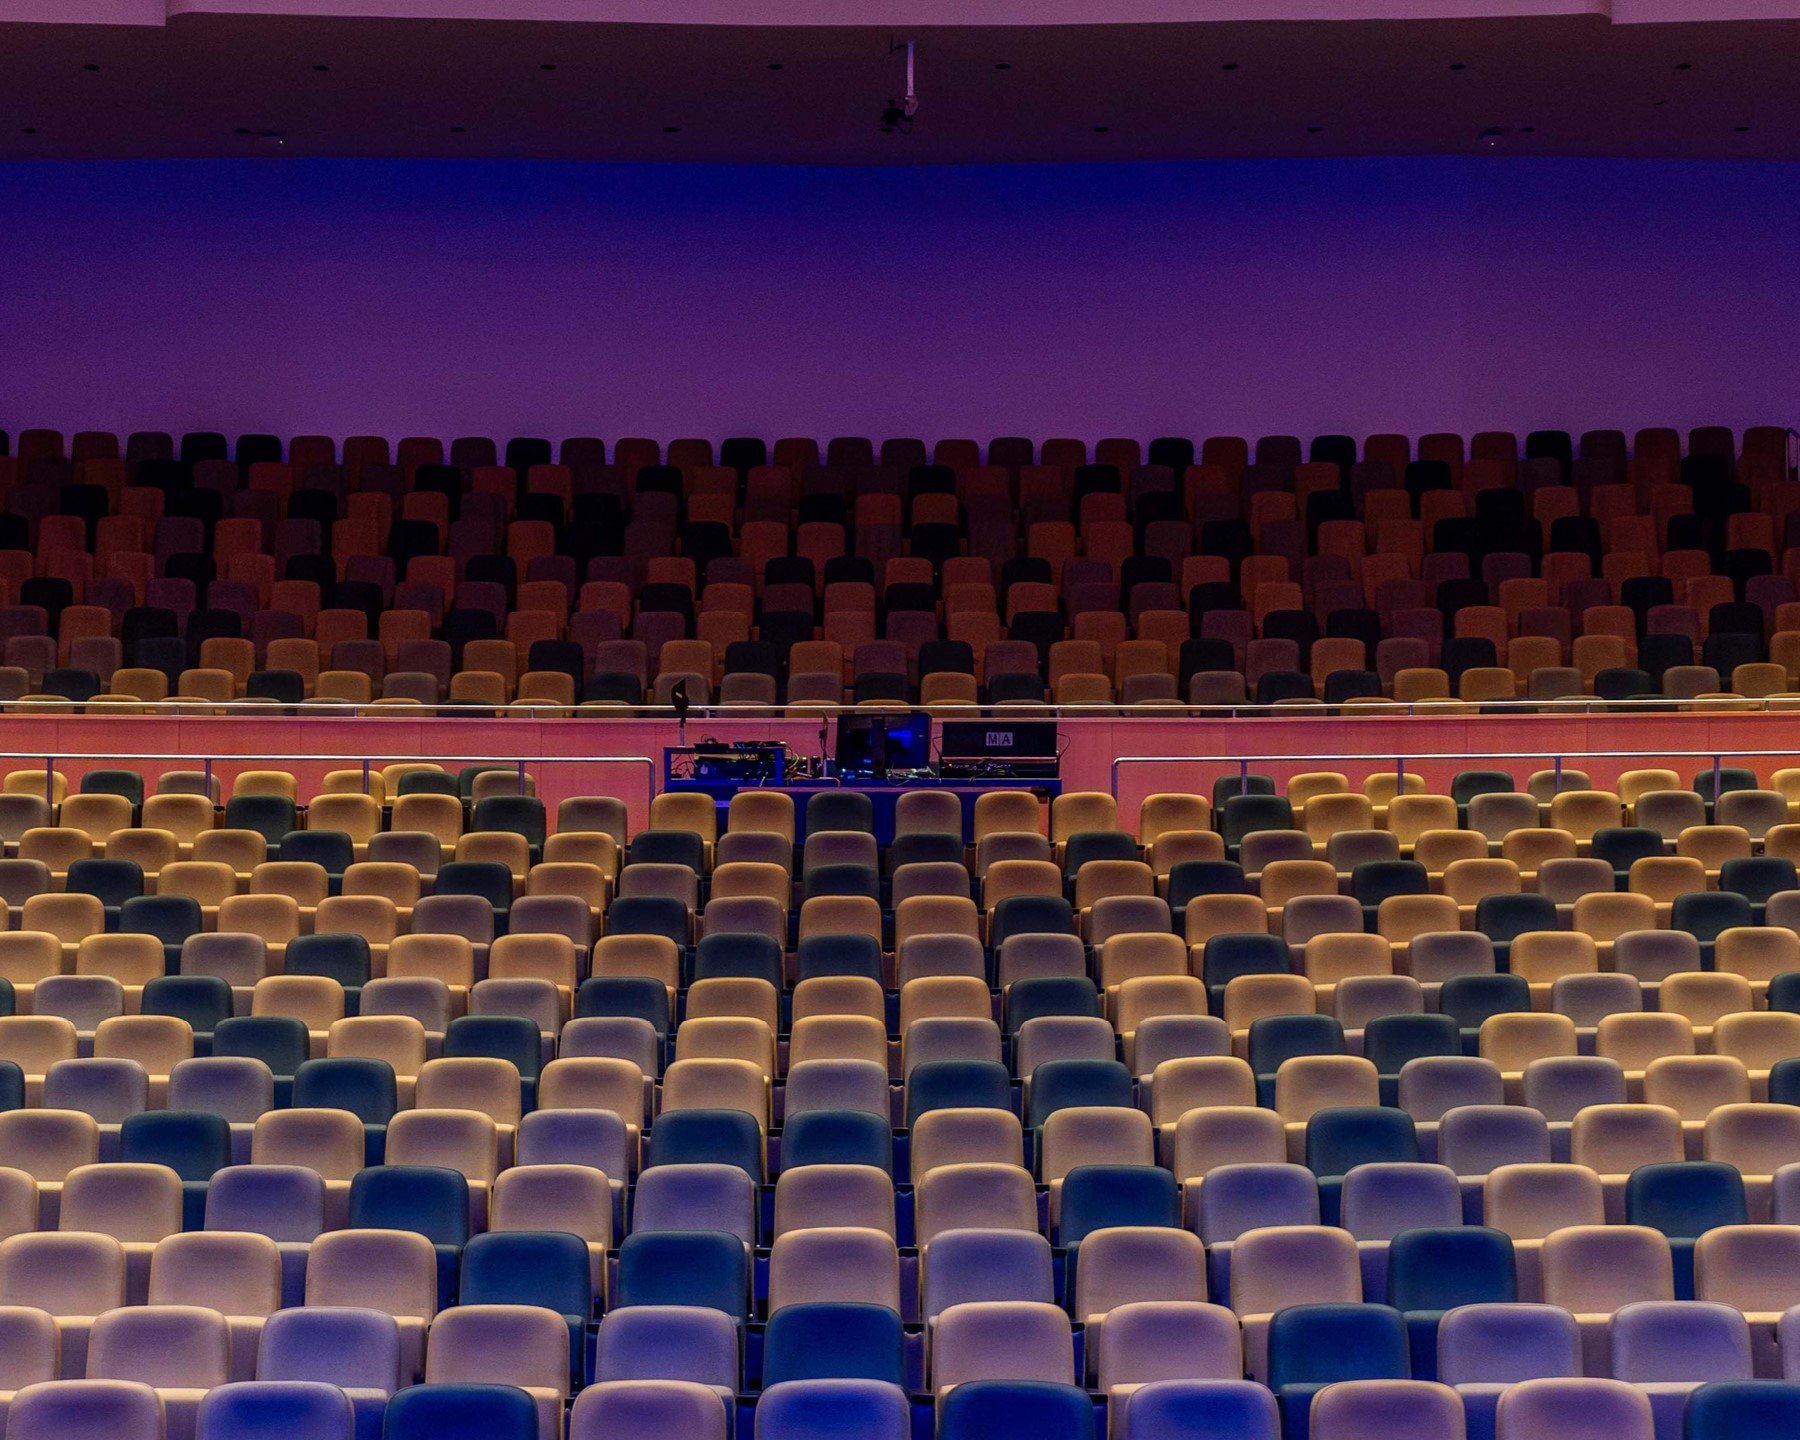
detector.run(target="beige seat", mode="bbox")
[422,1304,571,1440]
[1540,1224,1675,1373]
[0,1109,96,1222]
[489,1164,612,1301]
[248,1109,365,1227]
[1228,1224,1361,1380]
[1694,1222,1800,1375]
[303,1228,438,1382]
[145,1230,280,1383]
[58,1162,182,1305]
[930,1300,1073,1398]
[85,1305,227,1440]
[765,1226,901,1316]
[0,1231,126,1377]
[1483,1162,1606,1301]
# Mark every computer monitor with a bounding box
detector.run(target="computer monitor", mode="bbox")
[834,711,932,779]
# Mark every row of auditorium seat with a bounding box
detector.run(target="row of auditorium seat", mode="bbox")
[0,423,1795,711]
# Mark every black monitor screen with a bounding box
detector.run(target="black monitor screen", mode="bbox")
[835,711,932,777]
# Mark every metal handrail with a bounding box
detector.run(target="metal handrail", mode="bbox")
[2,696,1800,717]
[0,750,658,803]
[1111,748,1800,801]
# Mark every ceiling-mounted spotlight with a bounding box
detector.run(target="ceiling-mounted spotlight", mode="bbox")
[880,38,918,133]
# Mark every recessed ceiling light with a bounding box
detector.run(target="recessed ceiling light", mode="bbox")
[1735,125,1751,132]
[1675,62,1692,71]
[994,62,1012,71]
[19,128,36,135]
[1449,62,1467,71]
[82,64,100,72]
[1222,62,1239,71]
[664,126,681,133]
[450,126,466,134]
[1306,125,1324,134]
[540,63,557,71]
[1520,126,1537,134]
[312,64,329,72]
[1092,125,1110,133]
[767,62,784,70]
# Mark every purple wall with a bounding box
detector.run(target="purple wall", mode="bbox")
[1,155,1796,446]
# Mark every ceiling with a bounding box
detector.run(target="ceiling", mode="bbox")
[2,10,1799,164]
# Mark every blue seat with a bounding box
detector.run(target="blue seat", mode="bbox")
[937,1381,1094,1440]
[1249,1015,1345,1104]
[1770,979,1800,1018]
[66,857,144,917]
[614,1230,750,1318]
[434,862,514,933]
[141,976,231,1053]
[280,831,355,883]
[1473,893,1558,964]
[691,933,783,987]
[460,1230,592,1377]
[1592,827,1666,880]
[1266,1302,1410,1440]
[780,1110,891,1174]
[628,830,707,872]
[0,1060,22,1112]
[1451,771,1516,808]
[753,1379,910,1440]
[1214,775,1276,807]
[1439,974,1532,1054]
[645,1108,764,1181]
[1772,1058,1800,1106]
[197,1381,354,1440]
[224,795,299,847]
[1684,1381,1800,1440]
[1166,861,1249,930]
[472,795,547,854]
[285,934,372,1013]
[761,1303,905,1388]
[793,934,883,984]
[1694,767,1759,805]
[1058,1163,1179,1245]
[1670,892,1755,962]
[905,1060,1012,1124]
[444,1015,542,1105]
[382,1384,536,1440]
[1350,860,1429,925]
[120,894,204,969]
[1220,795,1295,852]
[1006,977,1100,1033]
[212,1016,309,1105]
[603,896,689,949]
[1719,857,1796,912]
[80,769,145,808]
[1625,1161,1749,1300]
[1062,831,1141,879]
[1305,1107,1421,1224]
[990,895,1076,950]
[1026,1058,1132,1127]
[348,1165,468,1310]
[1363,1014,1461,1105]
[293,1058,396,1163]
[1200,932,1290,1010]
[573,977,671,1036]
[1386,1227,1518,1378]
[120,1109,232,1228]
[805,791,874,837]
[1115,1380,1279,1440]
